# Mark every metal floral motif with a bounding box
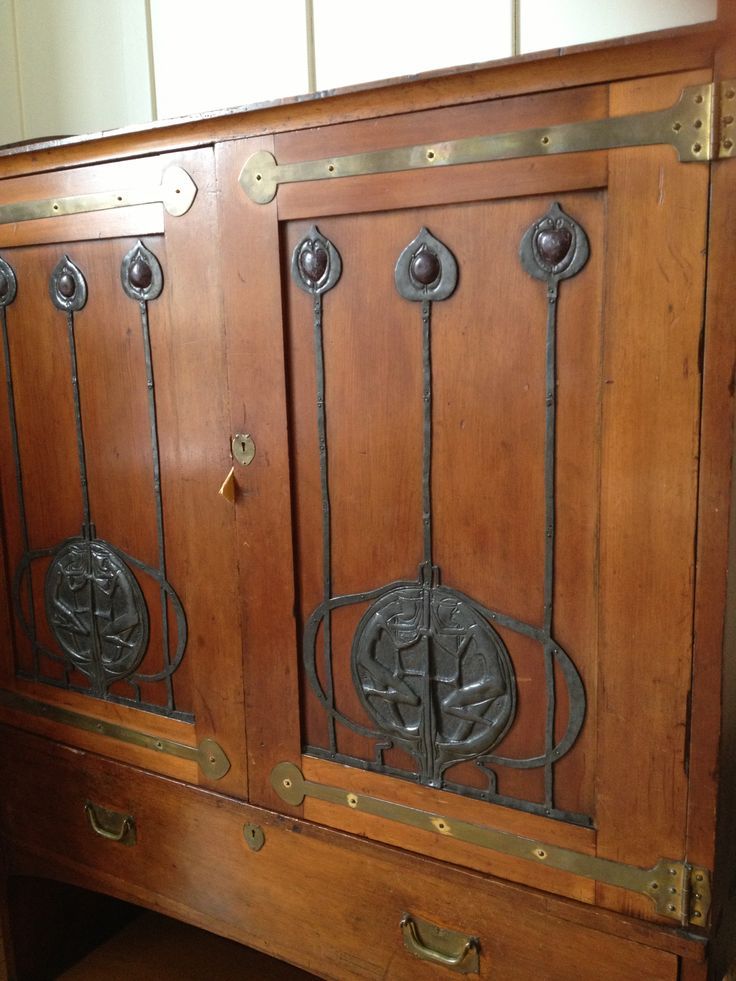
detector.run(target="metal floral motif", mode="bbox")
[292,226,342,295]
[299,219,590,824]
[5,247,189,718]
[121,240,163,302]
[49,255,88,312]
[519,201,589,287]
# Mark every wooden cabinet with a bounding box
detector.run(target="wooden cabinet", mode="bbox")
[0,18,735,981]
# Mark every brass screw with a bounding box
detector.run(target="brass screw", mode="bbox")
[673,121,682,132]
[724,139,734,150]
[667,904,677,913]
[426,149,436,160]
[693,911,702,919]
[727,88,735,99]
[694,119,703,129]
[541,136,550,146]
[696,873,704,882]
[693,143,702,153]
[347,793,358,808]
[535,848,547,860]
[695,93,704,104]
[283,778,292,789]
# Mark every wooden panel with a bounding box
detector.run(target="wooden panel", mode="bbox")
[274,85,608,218]
[686,16,736,876]
[215,137,300,810]
[0,727,699,980]
[594,70,710,916]
[0,156,169,247]
[0,148,247,794]
[285,180,604,825]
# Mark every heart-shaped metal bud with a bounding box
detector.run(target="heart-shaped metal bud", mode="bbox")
[298,242,329,285]
[395,227,457,302]
[57,272,76,299]
[519,202,589,285]
[129,258,153,290]
[49,255,87,311]
[121,241,163,301]
[0,257,17,307]
[291,226,342,296]
[410,247,441,286]
[536,227,573,266]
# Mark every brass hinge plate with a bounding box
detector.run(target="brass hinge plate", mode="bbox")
[718,81,736,158]
[240,81,726,204]
[0,165,197,226]
[0,688,230,779]
[272,762,711,927]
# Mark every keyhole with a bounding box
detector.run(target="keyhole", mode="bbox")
[231,433,255,466]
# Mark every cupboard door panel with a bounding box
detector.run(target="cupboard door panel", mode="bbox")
[227,68,710,924]
[0,149,247,794]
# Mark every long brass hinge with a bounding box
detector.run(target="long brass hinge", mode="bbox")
[272,762,711,928]
[0,688,230,779]
[0,165,197,226]
[241,80,735,204]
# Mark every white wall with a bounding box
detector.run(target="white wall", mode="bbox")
[0,0,23,146]
[520,0,717,53]
[149,0,310,119]
[0,0,721,144]
[312,0,512,90]
[13,0,154,141]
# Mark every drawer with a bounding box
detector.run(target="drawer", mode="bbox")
[0,726,703,981]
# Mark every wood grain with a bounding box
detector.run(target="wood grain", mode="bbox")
[594,69,710,920]
[0,727,700,980]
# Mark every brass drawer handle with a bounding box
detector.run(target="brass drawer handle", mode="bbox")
[84,801,136,846]
[400,914,479,974]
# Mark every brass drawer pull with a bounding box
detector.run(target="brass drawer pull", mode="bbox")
[84,801,137,846]
[400,913,479,974]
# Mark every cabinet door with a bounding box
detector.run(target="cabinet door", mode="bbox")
[219,65,717,926]
[0,149,247,795]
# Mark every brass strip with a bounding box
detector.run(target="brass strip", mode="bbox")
[240,81,719,204]
[272,762,711,926]
[0,688,230,779]
[0,165,197,225]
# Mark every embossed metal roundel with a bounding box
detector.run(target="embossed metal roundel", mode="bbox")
[519,201,589,284]
[45,538,149,686]
[291,225,342,295]
[352,584,515,785]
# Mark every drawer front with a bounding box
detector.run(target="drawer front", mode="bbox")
[0,727,695,981]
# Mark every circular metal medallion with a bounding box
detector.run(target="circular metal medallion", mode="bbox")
[45,538,149,687]
[351,584,516,785]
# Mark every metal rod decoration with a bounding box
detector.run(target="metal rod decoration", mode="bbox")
[49,257,92,532]
[291,226,342,752]
[5,248,190,720]
[120,240,179,710]
[520,201,589,808]
[299,220,590,824]
[0,256,38,671]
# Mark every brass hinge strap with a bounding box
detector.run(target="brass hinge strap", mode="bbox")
[0,165,197,226]
[272,762,711,927]
[240,81,728,205]
[0,688,230,779]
